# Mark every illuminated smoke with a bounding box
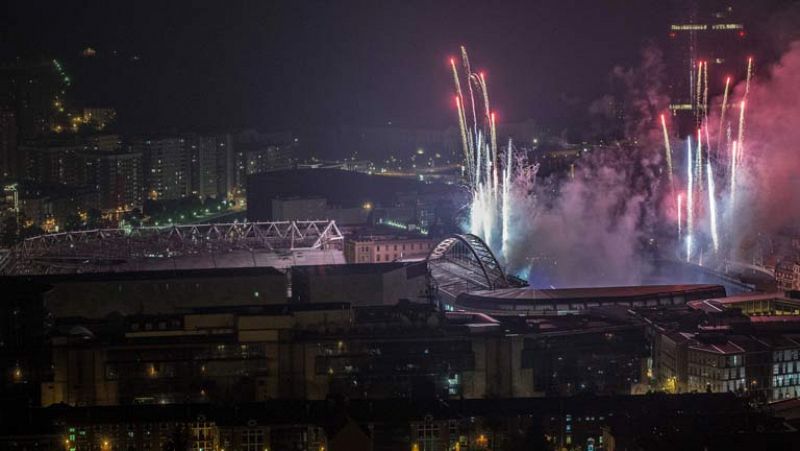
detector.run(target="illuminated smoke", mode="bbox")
[447,40,800,286]
[667,42,800,265]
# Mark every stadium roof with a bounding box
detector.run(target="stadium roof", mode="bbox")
[461,284,723,302]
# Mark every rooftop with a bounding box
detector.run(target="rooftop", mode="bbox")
[292,261,413,276]
[460,284,724,303]
[688,292,800,318]
[0,265,285,285]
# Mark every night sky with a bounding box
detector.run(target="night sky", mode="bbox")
[0,1,793,132]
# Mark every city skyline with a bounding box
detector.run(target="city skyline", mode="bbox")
[2,2,800,450]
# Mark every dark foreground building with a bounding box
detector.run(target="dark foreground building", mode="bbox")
[3,258,800,449]
[3,268,726,409]
[0,395,796,451]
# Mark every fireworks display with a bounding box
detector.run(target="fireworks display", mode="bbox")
[449,47,526,260]
[663,58,755,264]
[446,45,784,285]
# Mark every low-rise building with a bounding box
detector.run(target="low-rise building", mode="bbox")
[644,293,800,401]
[344,234,437,263]
[3,395,793,451]
[776,258,800,291]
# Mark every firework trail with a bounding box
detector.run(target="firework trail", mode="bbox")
[737,100,746,163]
[501,143,512,258]
[450,58,464,102]
[745,57,754,98]
[718,76,731,156]
[734,58,752,172]
[686,135,694,262]
[478,73,490,119]
[695,128,703,192]
[677,193,683,239]
[660,114,674,185]
[730,140,739,203]
[461,46,480,147]
[703,61,709,124]
[490,112,498,197]
[695,61,704,126]
[454,95,472,179]
[707,162,719,253]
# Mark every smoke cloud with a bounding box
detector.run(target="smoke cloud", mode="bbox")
[726,40,800,255]
[500,47,670,287]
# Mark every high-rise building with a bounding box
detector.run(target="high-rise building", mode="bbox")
[217,133,235,199]
[135,137,189,201]
[667,0,751,136]
[80,150,143,211]
[0,109,18,179]
[22,140,84,186]
[15,135,141,213]
[84,133,121,152]
[233,130,296,192]
[188,135,217,199]
[188,134,234,200]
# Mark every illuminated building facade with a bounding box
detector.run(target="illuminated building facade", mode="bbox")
[10,183,98,231]
[23,141,84,186]
[135,137,189,200]
[344,235,436,263]
[80,150,143,211]
[686,337,753,394]
[21,138,142,214]
[776,258,800,292]
[189,135,223,199]
[772,338,800,400]
[644,293,800,401]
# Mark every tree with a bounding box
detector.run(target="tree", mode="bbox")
[1,215,19,247]
[20,224,44,240]
[502,417,552,451]
[162,424,190,451]
[63,213,82,231]
[86,208,103,229]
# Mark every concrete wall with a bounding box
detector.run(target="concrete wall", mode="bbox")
[44,271,287,319]
[292,264,428,306]
[462,335,534,399]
